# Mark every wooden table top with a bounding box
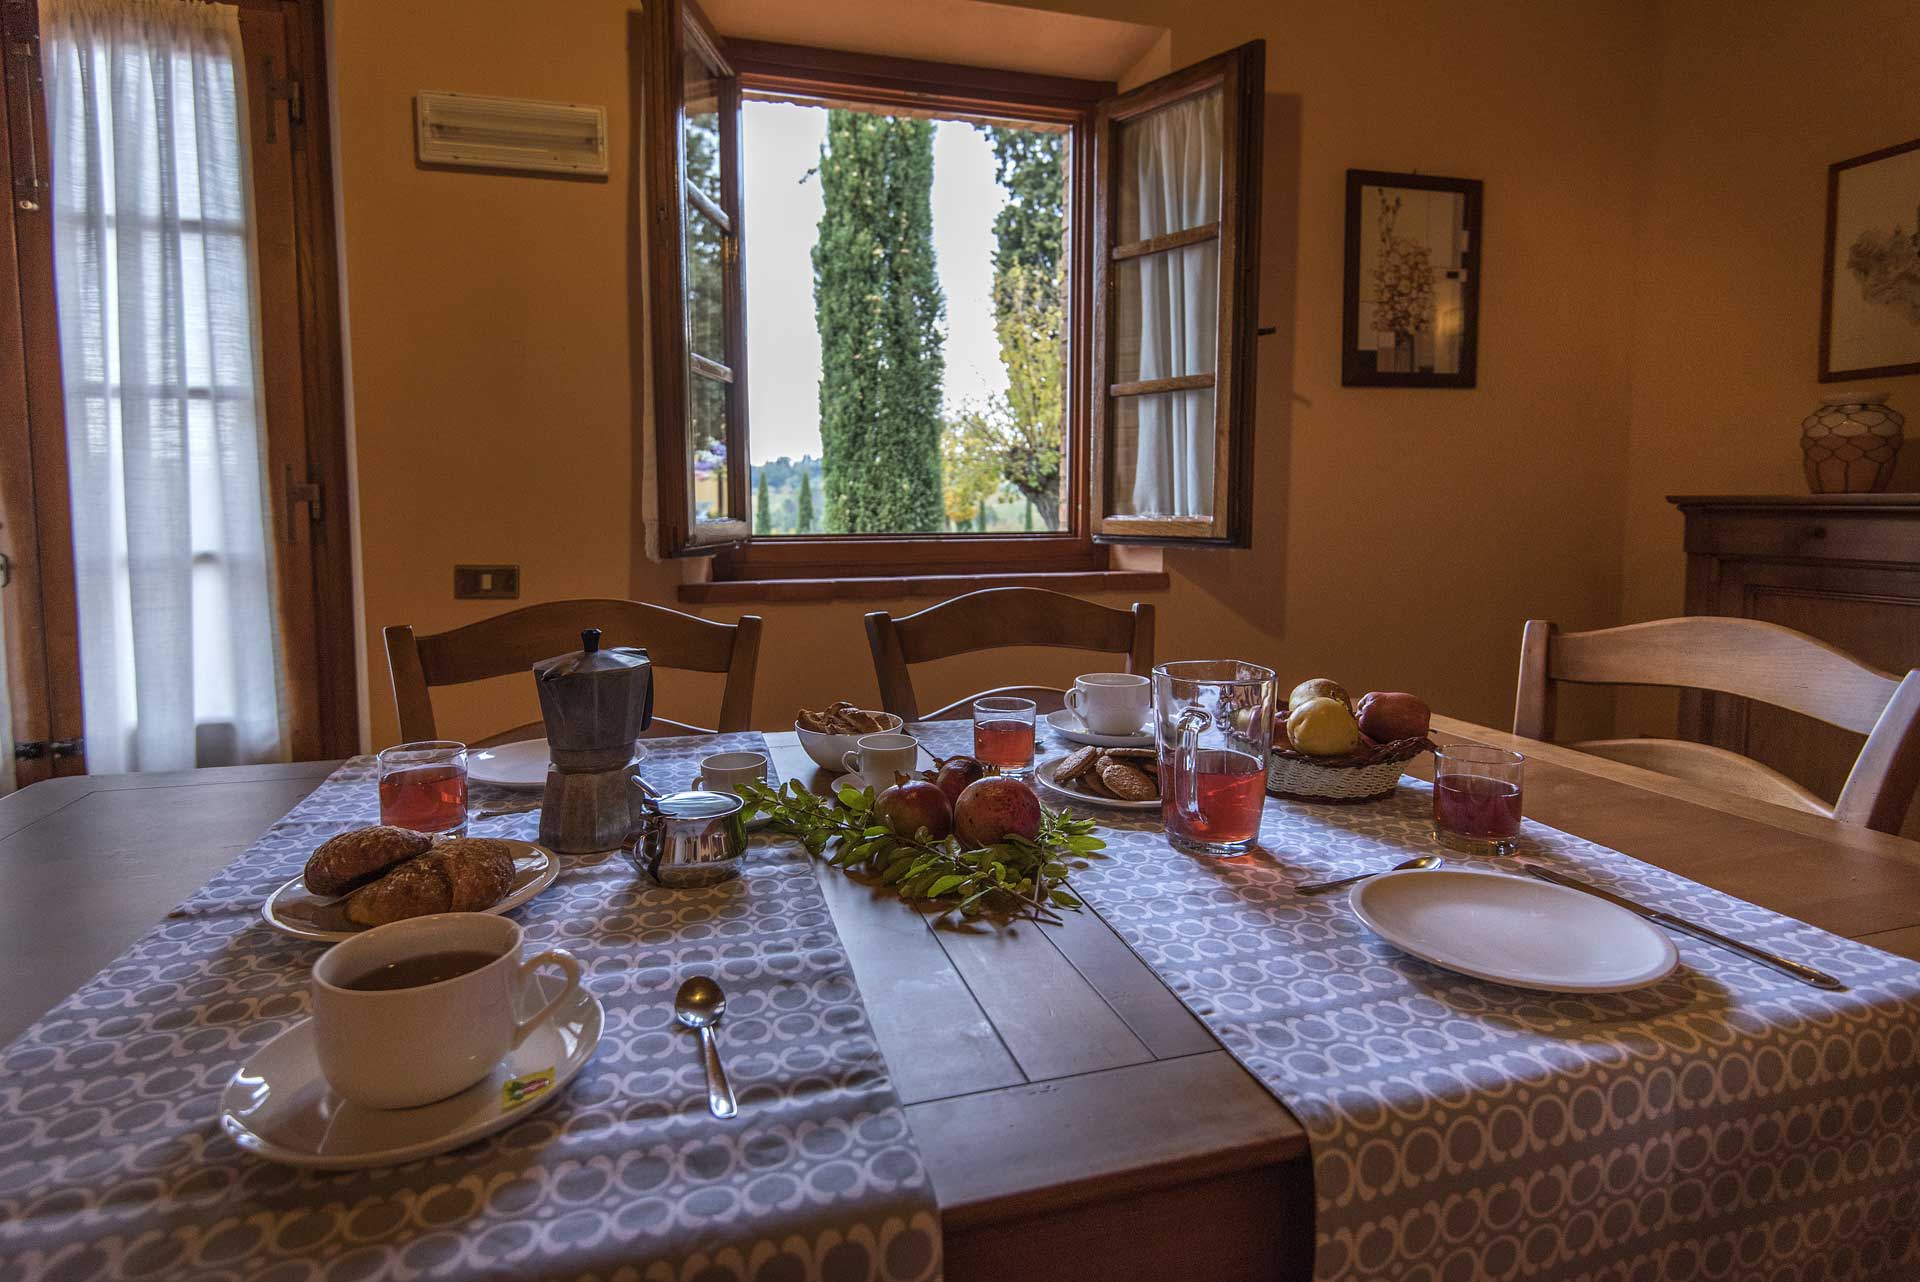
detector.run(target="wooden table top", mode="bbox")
[3,720,1917,1282]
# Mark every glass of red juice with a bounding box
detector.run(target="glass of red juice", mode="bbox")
[1154,660,1276,857]
[1431,743,1524,854]
[377,740,470,834]
[973,696,1037,776]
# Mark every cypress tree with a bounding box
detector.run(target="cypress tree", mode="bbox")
[813,110,946,533]
[795,469,815,533]
[755,469,772,534]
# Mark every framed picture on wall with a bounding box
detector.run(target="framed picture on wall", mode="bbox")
[1341,169,1482,388]
[1821,137,1920,381]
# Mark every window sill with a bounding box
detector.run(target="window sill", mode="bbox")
[677,568,1170,605]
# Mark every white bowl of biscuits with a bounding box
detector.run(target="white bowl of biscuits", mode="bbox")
[794,701,903,771]
[1038,744,1162,809]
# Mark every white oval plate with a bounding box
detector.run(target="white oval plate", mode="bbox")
[261,840,560,943]
[220,979,601,1170]
[1035,754,1161,811]
[1350,869,1679,993]
[1044,708,1153,748]
[468,739,551,790]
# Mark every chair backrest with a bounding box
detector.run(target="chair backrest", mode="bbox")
[864,587,1154,721]
[1513,616,1920,834]
[384,599,762,745]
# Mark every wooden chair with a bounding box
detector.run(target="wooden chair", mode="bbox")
[384,599,762,745]
[864,587,1155,721]
[1513,616,1920,834]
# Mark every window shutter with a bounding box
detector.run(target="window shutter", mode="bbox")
[1089,42,1263,548]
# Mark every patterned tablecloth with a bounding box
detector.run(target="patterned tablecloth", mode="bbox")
[918,720,1920,1282]
[0,733,941,1282]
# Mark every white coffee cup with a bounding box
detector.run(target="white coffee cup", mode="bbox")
[1066,672,1153,735]
[840,732,919,790]
[695,750,768,795]
[311,913,582,1110]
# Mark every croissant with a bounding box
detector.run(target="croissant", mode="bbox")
[343,838,515,927]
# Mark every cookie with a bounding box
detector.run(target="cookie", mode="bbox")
[1104,747,1157,760]
[1056,746,1100,783]
[1076,769,1114,798]
[1097,759,1159,801]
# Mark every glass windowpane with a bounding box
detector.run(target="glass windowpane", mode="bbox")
[686,207,725,361]
[1116,86,1223,244]
[683,49,722,205]
[1109,389,1214,518]
[689,373,730,523]
[1112,244,1217,385]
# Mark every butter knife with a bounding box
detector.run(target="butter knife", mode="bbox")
[1520,864,1846,992]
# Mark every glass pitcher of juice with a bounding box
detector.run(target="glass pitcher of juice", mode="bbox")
[1154,661,1276,856]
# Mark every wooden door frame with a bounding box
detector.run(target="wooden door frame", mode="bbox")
[0,0,359,775]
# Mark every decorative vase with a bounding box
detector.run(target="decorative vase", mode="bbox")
[1800,393,1904,494]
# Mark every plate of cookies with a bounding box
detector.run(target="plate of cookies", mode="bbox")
[262,826,559,943]
[1037,746,1162,810]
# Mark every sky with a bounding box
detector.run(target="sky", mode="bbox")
[741,99,1010,465]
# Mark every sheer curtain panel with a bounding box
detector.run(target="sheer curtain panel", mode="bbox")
[42,0,286,773]
[1127,90,1221,518]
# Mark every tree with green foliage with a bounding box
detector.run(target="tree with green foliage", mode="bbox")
[755,469,773,534]
[795,470,816,533]
[944,126,1066,522]
[813,111,946,533]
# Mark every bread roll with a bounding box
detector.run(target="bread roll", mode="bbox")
[342,837,517,927]
[303,825,432,897]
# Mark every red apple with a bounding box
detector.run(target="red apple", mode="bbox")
[1355,691,1431,742]
[953,777,1042,848]
[931,755,987,807]
[877,780,953,840]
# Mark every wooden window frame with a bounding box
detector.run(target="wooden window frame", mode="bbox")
[1089,42,1263,548]
[704,41,1114,582]
[644,0,750,555]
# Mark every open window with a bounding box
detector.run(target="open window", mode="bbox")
[644,0,748,554]
[1090,44,1263,547]
[639,3,1265,578]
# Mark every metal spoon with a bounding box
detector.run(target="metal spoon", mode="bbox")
[1296,854,1443,897]
[674,977,737,1118]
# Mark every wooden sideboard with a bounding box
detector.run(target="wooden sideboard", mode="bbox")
[1671,494,1920,838]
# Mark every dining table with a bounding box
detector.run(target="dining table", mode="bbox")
[3,713,1920,1281]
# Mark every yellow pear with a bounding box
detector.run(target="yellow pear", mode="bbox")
[1287,697,1362,757]
[1288,678,1350,712]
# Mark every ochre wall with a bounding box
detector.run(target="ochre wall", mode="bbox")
[329,0,1654,749]
[1615,0,1920,733]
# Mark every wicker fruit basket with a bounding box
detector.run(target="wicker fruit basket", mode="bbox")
[1266,736,1433,803]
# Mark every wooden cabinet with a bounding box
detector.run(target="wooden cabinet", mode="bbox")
[1672,495,1920,838]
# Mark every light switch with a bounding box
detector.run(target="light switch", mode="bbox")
[454,564,520,599]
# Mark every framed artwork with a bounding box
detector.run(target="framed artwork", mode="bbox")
[1821,137,1920,382]
[1342,169,1482,388]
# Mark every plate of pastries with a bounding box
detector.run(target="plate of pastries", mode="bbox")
[261,826,558,942]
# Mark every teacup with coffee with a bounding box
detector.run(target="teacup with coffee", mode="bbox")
[311,913,581,1110]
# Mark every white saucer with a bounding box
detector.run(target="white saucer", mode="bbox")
[221,979,602,1170]
[1045,708,1154,748]
[468,739,550,790]
[1350,868,1679,993]
[1035,754,1161,811]
[261,840,560,943]
[831,772,883,796]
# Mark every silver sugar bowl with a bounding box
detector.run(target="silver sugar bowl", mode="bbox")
[626,789,747,887]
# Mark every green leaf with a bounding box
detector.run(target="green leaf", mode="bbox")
[927,874,967,897]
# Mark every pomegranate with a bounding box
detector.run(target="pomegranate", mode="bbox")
[953,776,1042,848]
[876,780,953,840]
[931,755,987,807]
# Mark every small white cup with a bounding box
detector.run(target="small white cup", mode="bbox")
[1066,672,1153,735]
[311,913,581,1110]
[840,732,919,790]
[695,750,768,795]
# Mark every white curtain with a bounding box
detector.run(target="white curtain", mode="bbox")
[1128,90,1221,518]
[43,0,286,774]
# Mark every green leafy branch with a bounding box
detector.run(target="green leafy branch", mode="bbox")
[738,779,1104,925]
